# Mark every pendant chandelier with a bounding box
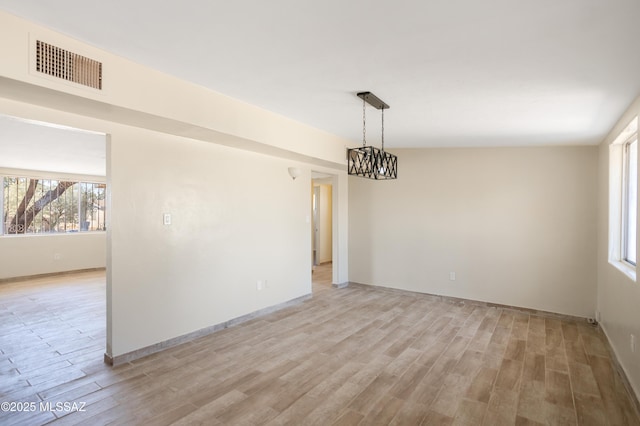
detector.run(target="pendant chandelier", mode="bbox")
[347,91,398,180]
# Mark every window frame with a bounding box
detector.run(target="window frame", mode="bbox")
[622,135,638,267]
[609,116,639,281]
[1,174,107,236]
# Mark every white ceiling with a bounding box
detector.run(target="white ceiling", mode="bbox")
[0,114,106,176]
[0,0,639,150]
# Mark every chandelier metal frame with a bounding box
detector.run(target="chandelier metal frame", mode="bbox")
[347,92,398,180]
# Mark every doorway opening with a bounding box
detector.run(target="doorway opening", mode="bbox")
[0,114,108,377]
[311,172,333,291]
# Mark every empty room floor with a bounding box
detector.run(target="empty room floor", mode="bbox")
[0,271,639,425]
[313,262,333,293]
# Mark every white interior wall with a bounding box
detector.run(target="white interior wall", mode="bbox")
[109,126,313,355]
[0,232,106,279]
[332,172,349,286]
[597,95,640,399]
[349,146,598,318]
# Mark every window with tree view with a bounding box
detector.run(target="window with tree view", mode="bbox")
[2,176,106,235]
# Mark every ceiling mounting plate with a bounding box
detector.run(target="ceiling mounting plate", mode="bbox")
[357,92,389,110]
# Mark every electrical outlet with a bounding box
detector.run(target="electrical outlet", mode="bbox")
[449,272,456,281]
[53,253,62,260]
[595,311,601,323]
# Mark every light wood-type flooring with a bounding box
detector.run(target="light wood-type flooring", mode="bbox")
[1,266,639,425]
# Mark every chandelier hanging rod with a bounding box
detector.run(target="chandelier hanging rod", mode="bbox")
[356,92,389,110]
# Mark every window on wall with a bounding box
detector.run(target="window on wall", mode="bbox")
[623,137,638,265]
[609,116,638,279]
[1,176,106,235]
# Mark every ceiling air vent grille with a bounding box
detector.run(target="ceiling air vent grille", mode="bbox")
[36,40,102,90]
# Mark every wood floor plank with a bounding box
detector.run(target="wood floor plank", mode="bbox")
[516,380,547,424]
[521,352,545,383]
[564,337,589,364]
[573,392,607,426]
[347,371,396,415]
[504,338,527,362]
[330,408,363,426]
[50,396,120,426]
[388,360,433,400]
[453,398,488,425]
[567,361,600,397]
[0,265,638,425]
[545,370,574,409]
[430,373,472,417]
[423,409,455,425]
[389,400,430,425]
[465,367,498,403]
[359,395,404,425]
[482,388,518,425]
[494,358,523,391]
